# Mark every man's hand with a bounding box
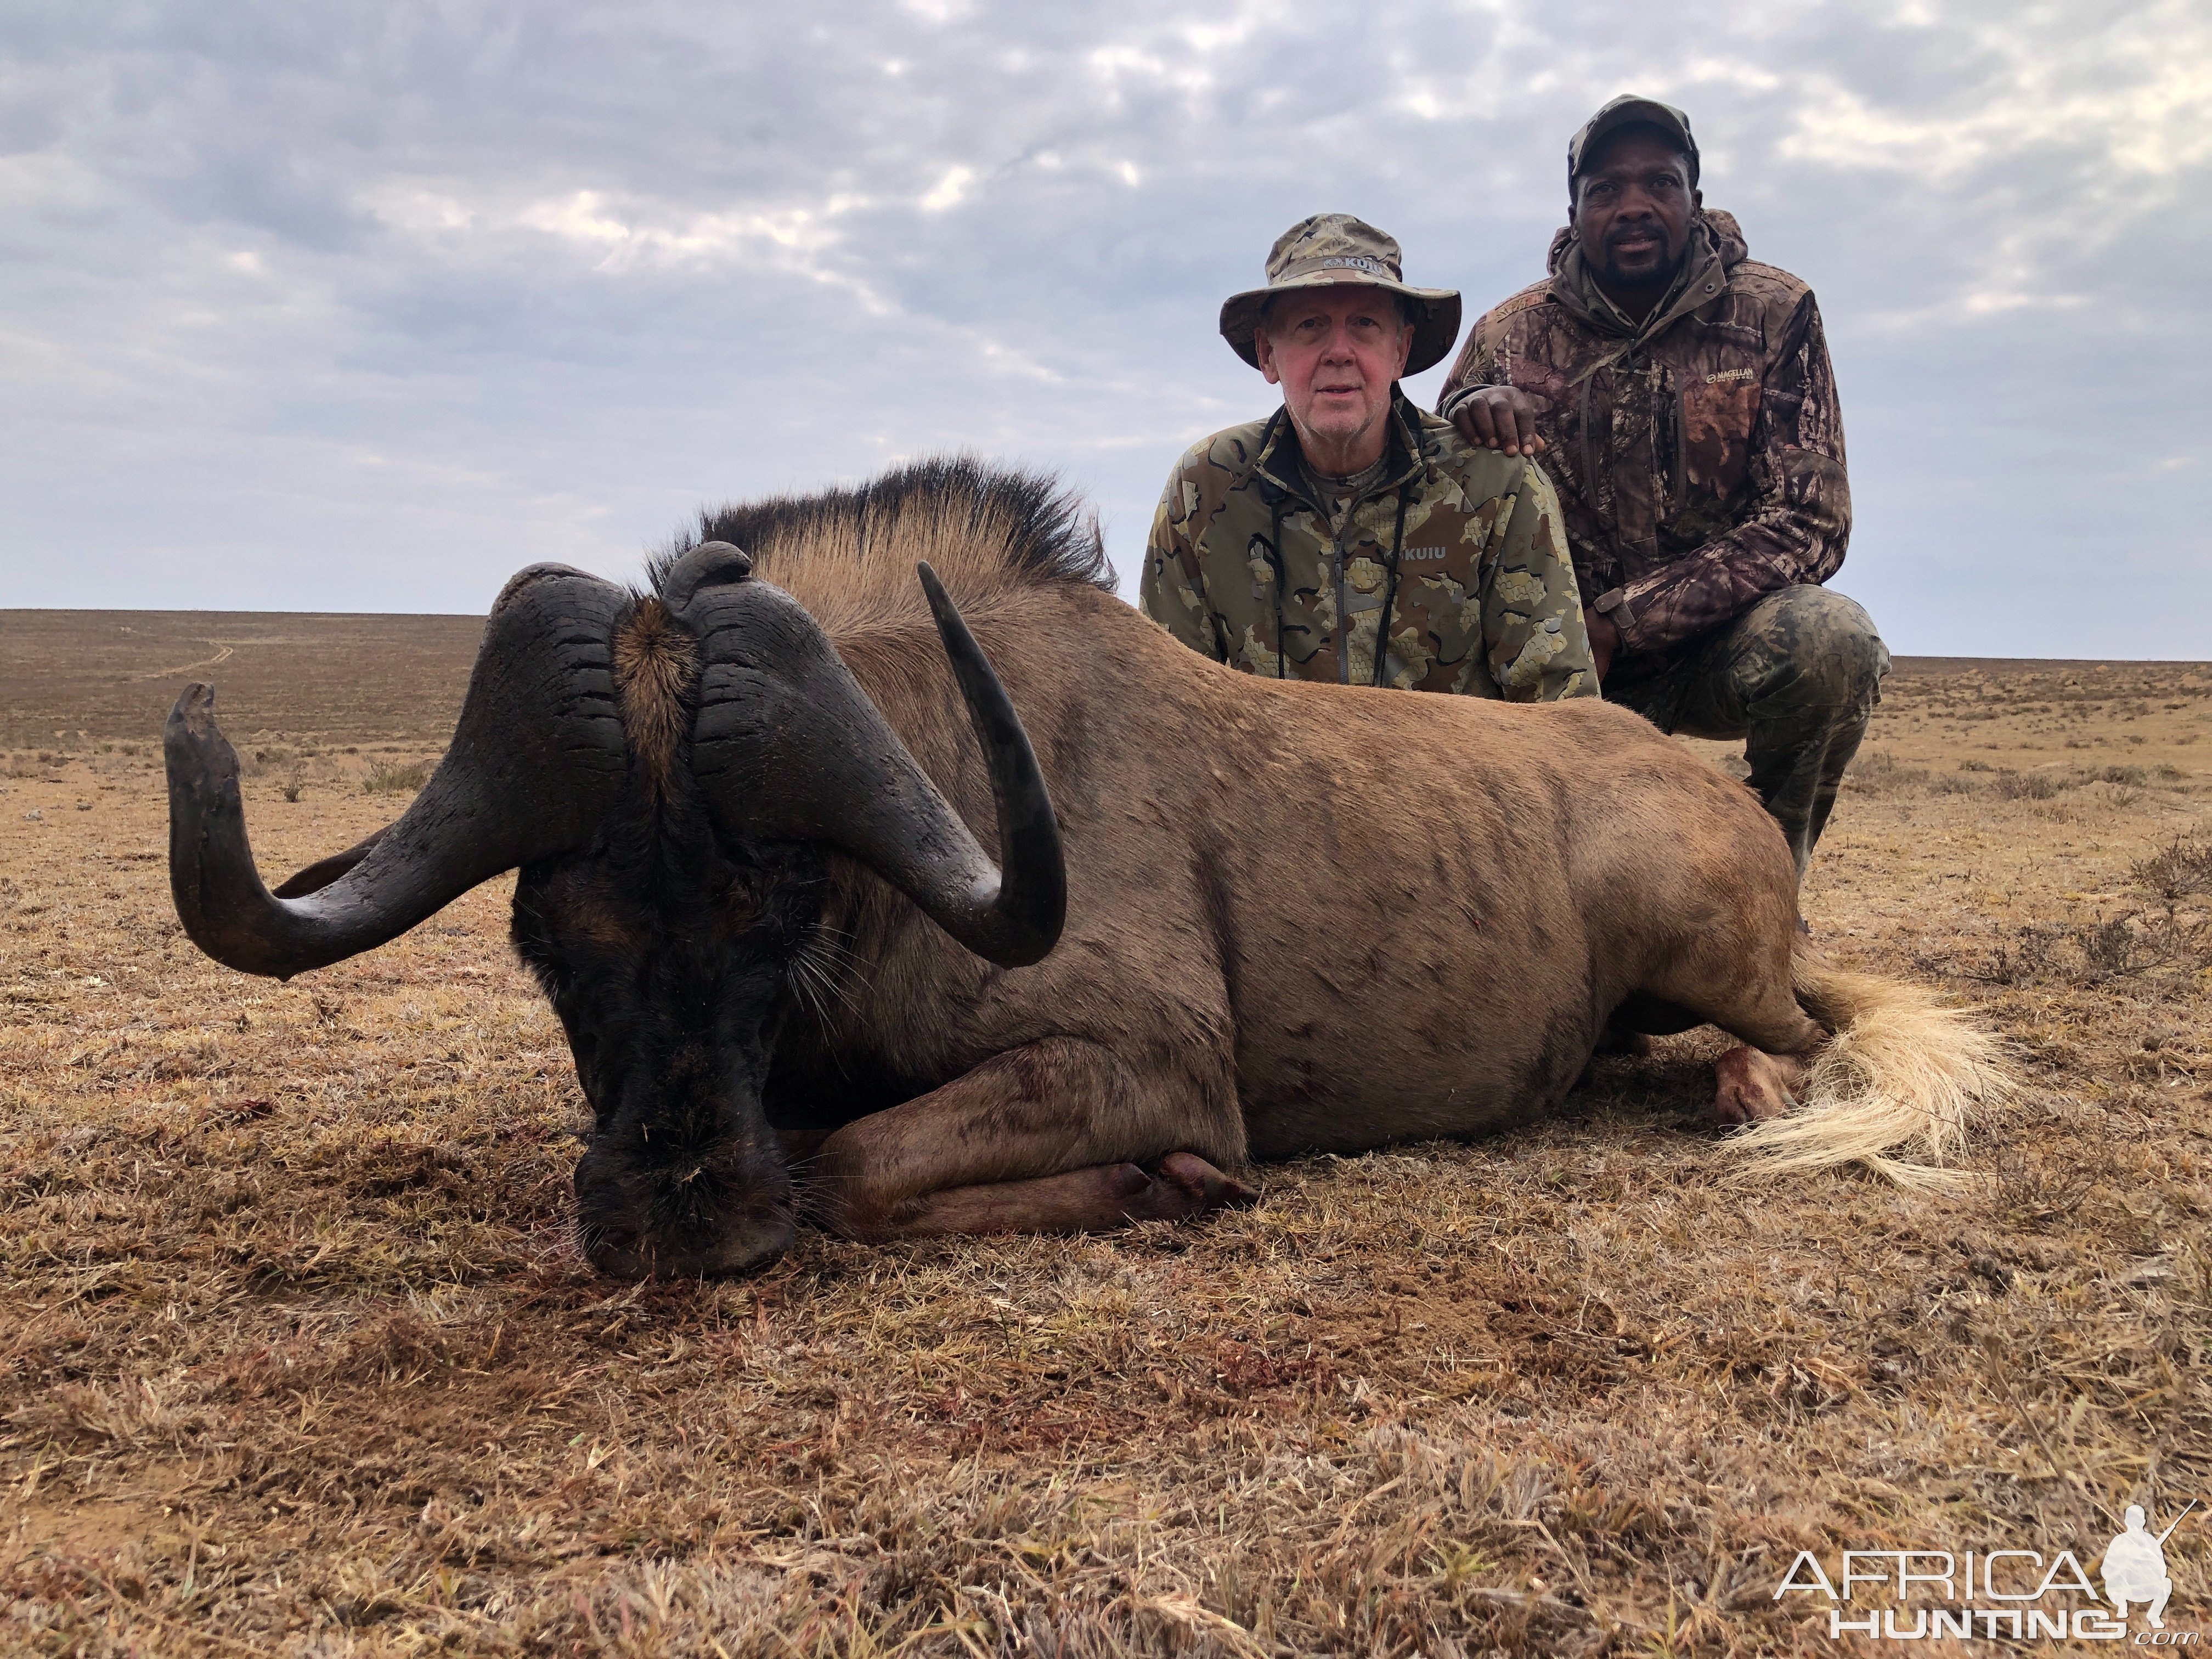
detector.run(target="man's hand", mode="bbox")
[1449,385,1548,457]
[1584,607,1618,680]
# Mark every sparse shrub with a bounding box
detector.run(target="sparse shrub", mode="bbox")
[1847,751,1923,794]
[280,768,307,804]
[2131,834,2212,903]
[1958,758,1994,772]
[1995,771,2060,800]
[2097,765,2148,787]
[2079,917,2148,978]
[1945,833,2212,988]
[362,758,433,795]
[1971,924,2062,987]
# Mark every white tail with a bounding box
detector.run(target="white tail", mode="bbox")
[1730,945,2015,1188]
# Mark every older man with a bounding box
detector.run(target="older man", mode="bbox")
[1141,214,1594,701]
[1440,97,1884,874]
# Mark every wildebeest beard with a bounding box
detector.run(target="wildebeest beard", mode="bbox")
[510,686,831,1278]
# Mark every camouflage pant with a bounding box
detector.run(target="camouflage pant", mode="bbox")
[1604,585,1888,875]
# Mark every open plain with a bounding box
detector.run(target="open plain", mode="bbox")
[2,607,2208,1656]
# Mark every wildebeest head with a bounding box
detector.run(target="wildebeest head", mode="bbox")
[166,541,1064,1278]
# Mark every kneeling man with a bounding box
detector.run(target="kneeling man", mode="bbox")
[1441,97,1884,873]
[1142,214,1595,702]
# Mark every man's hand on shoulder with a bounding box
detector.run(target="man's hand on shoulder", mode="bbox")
[1449,386,1548,458]
[1583,607,1618,680]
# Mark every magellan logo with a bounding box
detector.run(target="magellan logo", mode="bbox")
[1775,1501,2199,1643]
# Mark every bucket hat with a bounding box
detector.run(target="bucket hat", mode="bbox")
[1218,213,1461,376]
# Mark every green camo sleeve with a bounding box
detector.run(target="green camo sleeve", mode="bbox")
[1138,461,1223,661]
[1485,464,1598,702]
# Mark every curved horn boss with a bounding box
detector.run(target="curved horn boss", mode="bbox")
[667,542,1064,967]
[166,565,631,979]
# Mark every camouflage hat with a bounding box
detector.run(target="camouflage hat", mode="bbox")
[1567,94,1700,189]
[1218,213,1461,376]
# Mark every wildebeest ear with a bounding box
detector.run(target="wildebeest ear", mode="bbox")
[659,540,753,611]
[272,827,390,899]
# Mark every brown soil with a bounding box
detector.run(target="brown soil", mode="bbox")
[0,610,482,751]
[2,620,2208,1656]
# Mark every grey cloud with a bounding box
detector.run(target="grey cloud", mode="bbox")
[2,0,2207,654]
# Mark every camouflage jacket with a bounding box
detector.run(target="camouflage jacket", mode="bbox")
[1139,391,1595,701]
[1437,211,1850,663]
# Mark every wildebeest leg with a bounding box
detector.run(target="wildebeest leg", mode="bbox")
[846,1153,1255,1239]
[1633,906,1827,1126]
[805,1037,1250,1240]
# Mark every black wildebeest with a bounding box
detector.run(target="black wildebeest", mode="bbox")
[167,462,2006,1278]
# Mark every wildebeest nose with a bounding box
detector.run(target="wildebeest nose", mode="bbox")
[586,1209,794,1281]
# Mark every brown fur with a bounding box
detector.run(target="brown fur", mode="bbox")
[611,598,698,804]
[667,459,1111,637]
[676,464,2007,1238]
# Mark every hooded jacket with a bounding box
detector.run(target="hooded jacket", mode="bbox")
[1139,390,1595,701]
[1437,211,1850,665]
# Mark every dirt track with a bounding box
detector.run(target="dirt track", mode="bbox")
[2,613,2208,1655]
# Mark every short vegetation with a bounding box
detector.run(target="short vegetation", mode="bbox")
[0,648,2207,1655]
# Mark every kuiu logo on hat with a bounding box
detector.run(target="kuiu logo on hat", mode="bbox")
[1217,213,1463,376]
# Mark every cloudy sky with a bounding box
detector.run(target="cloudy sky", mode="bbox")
[3,0,2207,656]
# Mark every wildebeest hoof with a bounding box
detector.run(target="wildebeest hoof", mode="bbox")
[1155,1151,1259,1212]
[1714,1046,1805,1127]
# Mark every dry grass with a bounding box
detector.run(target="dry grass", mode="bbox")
[2,629,2209,1656]
[360,758,438,797]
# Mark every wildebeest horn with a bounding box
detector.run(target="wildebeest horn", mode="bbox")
[167,565,630,979]
[677,558,1065,968]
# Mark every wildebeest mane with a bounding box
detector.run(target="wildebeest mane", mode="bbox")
[651,457,1114,633]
